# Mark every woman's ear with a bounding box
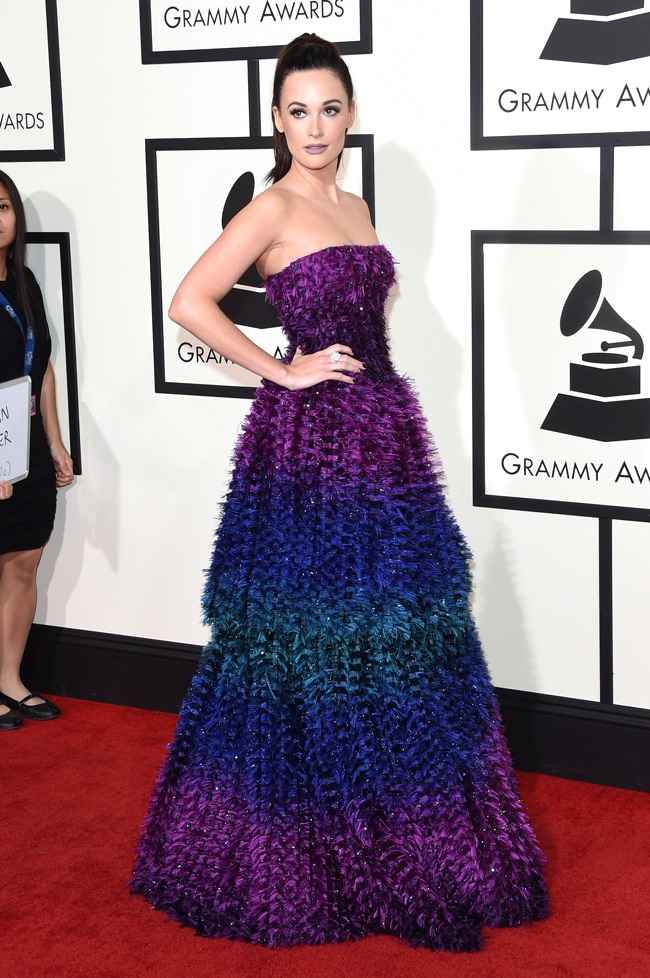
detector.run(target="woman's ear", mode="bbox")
[347,100,356,131]
[272,105,283,134]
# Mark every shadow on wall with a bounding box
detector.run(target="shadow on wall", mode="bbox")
[23,192,79,622]
[504,150,599,451]
[493,151,601,699]
[375,141,472,510]
[475,519,538,695]
[480,150,599,690]
[472,154,597,700]
[23,192,120,624]
[375,141,540,697]
[36,399,122,624]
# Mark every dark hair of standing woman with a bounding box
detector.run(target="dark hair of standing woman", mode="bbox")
[0,169,36,329]
[266,33,354,185]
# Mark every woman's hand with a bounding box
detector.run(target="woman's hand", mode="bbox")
[50,443,74,487]
[282,345,365,391]
[39,361,74,487]
[0,481,13,500]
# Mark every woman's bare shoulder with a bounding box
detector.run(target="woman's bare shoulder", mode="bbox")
[216,183,292,262]
[339,189,372,218]
[337,190,377,243]
[238,182,291,225]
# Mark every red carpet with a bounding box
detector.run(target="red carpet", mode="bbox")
[2,696,649,978]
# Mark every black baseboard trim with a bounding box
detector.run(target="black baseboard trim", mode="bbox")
[496,688,650,792]
[23,624,650,792]
[23,624,200,714]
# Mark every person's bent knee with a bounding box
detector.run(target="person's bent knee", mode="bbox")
[0,547,44,582]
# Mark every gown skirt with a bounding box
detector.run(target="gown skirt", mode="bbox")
[130,245,549,951]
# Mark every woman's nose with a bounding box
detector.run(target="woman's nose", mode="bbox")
[308,117,323,138]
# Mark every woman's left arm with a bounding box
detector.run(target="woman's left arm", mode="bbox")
[40,360,74,486]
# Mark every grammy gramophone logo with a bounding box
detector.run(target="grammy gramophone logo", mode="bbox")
[541,1,650,65]
[218,172,279,331]
[542,269,650,441]
[0,59,11,89]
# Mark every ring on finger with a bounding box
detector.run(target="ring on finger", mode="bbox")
[329,350,342,362]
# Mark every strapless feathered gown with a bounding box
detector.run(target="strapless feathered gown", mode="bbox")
[131,245,549,951]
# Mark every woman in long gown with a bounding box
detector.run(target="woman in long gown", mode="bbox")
[131,34,549,951]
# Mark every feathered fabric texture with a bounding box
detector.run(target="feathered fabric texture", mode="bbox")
[130,245,549,951]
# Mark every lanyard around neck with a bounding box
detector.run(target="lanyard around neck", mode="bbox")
[0,277,34,376]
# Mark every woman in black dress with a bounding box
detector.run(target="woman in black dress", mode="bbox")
[0,170,73,731]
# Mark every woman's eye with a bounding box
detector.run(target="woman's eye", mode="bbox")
[324,107,340,116]
[290,109,305,118]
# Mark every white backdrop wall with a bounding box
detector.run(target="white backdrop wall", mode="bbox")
[3,1,647,710]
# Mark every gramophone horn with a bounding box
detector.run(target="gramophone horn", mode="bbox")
[560,269,644,359]
[560,269,602,336]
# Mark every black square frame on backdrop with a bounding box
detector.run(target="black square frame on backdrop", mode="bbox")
[471,0,650,150]
[0,0,65,162]
[139,0,373,64]
[146,133,375,399]
[472,229,650,522]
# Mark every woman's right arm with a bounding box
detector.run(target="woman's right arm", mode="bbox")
[169,191,364,390]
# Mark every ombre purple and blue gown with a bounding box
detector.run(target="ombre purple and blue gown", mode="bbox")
[131,245,549,951]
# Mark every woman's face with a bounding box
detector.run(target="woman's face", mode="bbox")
[273,69,354,174]
[0,183,17,253]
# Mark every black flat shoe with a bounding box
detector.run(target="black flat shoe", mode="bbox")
[0,691,61,720]
[0,708,23,730]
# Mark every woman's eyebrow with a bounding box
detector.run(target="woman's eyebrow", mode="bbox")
[286,98,343,108]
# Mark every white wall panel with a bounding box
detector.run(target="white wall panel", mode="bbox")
[615,146,650,229]
[613,520,650,709]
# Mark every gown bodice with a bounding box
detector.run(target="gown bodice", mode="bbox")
[264,244,396,378]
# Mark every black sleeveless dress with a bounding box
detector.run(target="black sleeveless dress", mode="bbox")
[0,267,56,554]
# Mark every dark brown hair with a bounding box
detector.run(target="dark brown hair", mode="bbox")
[266,33,354,185]
[0,169,36,327]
